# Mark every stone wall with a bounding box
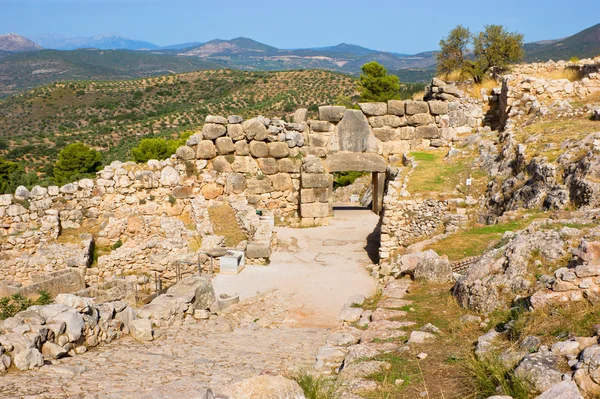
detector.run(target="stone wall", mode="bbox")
[499,57,600,126]
[0,85,482,290]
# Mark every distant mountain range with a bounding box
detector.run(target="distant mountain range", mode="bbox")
[0,23,598,98]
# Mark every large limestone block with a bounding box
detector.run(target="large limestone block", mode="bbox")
[202,123,227,140]
[235,139,250,156]
[382,141,410,156]
[309,120,334,132]
[387,100,405,116]
[249,141,269,158]
[407,113,435,126]
[130,319,154,342]
[226,173,246,194]
[301,203,330,218]
[534,381,584,399]
[428,100,449,115]
[196,140,217,159]
[369,115,406,128]
[337,109,374,152]
[319,105,346,122]
[257,158,278,175]
[270,173,293,191]
[405,100,430,115]
[301,174,330,189]
[215,137,234,154]
[227,124,246,141]
[416,125,440,139]
[201,183,223,199]
[293,108,308,123]
[205,115,227,124]
[243,118,269,141]
[14,348,44,370]
[309,133,330,147]
[373,127,400,142]
[301,188,328,203]
[246,178,274,194]
[277,158,301,173]
[359,102,387,116]
[167,276,216,310]
[246,241,272,258]
[267,142,290,158]
[324,152,386,172]
[212,156,232,172]
[231,156,259,174]
[160,166,179,186]
[228,115,244,124]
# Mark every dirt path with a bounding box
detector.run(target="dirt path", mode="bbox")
[0,207,380,398]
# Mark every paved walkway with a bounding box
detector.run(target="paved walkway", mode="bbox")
[0,208,379,399]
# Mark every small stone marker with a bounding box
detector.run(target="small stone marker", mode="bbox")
[219,250,245,275]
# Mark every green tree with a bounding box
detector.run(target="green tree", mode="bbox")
[53,143,103,185]
[131,137,177,163]
[437,25,524,82]
[358,62,400,102]
[472,25,524,81]
[0,158,21,193]
[437,25,471,78]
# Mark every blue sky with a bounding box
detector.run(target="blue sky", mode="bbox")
[2,0,599,53]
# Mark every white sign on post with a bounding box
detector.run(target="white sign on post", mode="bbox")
[466,178,472,186]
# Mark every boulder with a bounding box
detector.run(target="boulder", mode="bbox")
[267,142,290,158]
[202,123,227,140]
[301,203,330,218]
[14,348,44,370]
[228,115,244,124]
[176,146,196,160]
[337,109,374,152]
[293,108,308,124]
[160,166,179,186]
[15,185,30,200]
[413,250,453,283]
[246,178,273,194]
[301,174,330,189]
[428,100,449,115]
[234,139,249,155]
[405,100,429,115]
[314,345,348,374]
[197,140,217,159]
[215,137,234,155]
[358,102,387,116]
[246,241,271,258]
[231,156,259,174]
[226,173,246,194]
[388,100,405,116]
[534,381,584,399]
[408,331,436,343]
[227,124,245,141]
[408,113,436,126]
[309,120,334,132]
[167,276,216,310]
[42,341,67,359]
[205,115,228,124]
[223,375,306,399]
[270,173,293,191]
[319,105,346,122]
[591,108,600,121]
[324,152,386,172]
[249,141,269,158]
[243,118,269,141]
[514,351,562,392]
[130,319,154,341]
[257,158,278,175]
[201,183,223,199]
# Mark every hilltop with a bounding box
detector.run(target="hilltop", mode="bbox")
[0,33,43,52]
[0,69,357,181]
[524,23,600,61]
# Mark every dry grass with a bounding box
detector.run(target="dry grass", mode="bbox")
[406,150,486,198]
[207,202,247,247]
[536,67,581,82]
[465,78,499,99]
[427,212,545,262]
[514,117,600,162]
[359,282,520,399]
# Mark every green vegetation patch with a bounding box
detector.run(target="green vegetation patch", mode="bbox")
[208,203,247,247]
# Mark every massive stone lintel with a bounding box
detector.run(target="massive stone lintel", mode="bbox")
[324,152,387,173]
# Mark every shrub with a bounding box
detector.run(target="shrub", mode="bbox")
[467,355,533,399]
[293,371,338,399]
[53,143,103,185]
[0,291,53,320]
[131,138,177,163]
[111,239,123,250]
[358,62,400,102]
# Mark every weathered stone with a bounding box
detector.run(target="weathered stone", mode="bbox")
[249,141,269,158]
[309,133,330,147]
[319,105,346,122]
[201,183,223,199]
[337,109,373,152]
[231,156,259,174]
[226,173,246,194]
[270,173,293,191]
[359,102,387,116]
[227,124,246,141]
[408,331,436,343]
[369,115,406,128]
[160,166,179,186]
[15,186,30,200]
[408,113,435,126]
[416,125,439,139]
[175,145,196,160]
[202,123,227,140]
[243,118,269,141]
[167,276,216,310]
[413,251,453,283]
[215,137,234,155]
[129,319,154,342]
[301,203,330,218]
[257,158,278,175]
[228,115,244,124]
[388,100,405,116]
[309,120,334,132]
[42,341,67,359]
[205,115,227,124]
[246,178,273,194]
[60,183,77,194]
[234,139,250,155]
[405,100,429,115]
[14,348,44,370]
[212,156,232,172]
[196,140,217,159]
[324,152,386,172]
[268,142,290,158]
[172,186,194,199]
[302,174,330,189]
[534,381,584,399]
[373,128,399,142]
[246,241,271,258]
[301,188,328,203]
[514,351,562,392]
[429,100,449,115]
[277,158,301,173]
[293,108,308,124]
